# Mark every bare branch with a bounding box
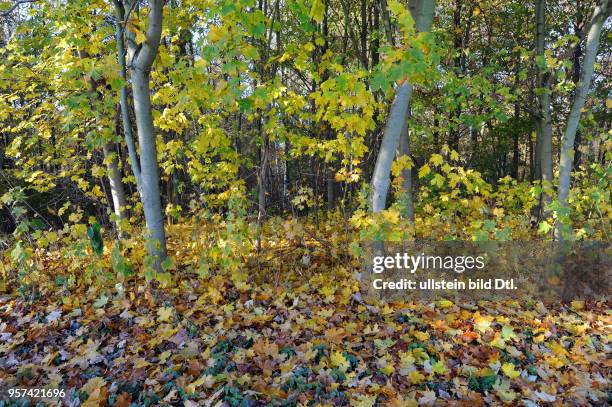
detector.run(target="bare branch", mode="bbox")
[0,0,38,18]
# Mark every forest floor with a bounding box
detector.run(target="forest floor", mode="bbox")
[0,223,610,406]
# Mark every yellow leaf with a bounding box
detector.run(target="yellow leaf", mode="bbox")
[606,99,612,109]
[437,299,453,309]
[208,25,224,43]
[473,315,492,333]
[380,363,395,376]
[330,351,350,372]
[430,153,444,166]
[409,370,425,384]
[550,341,568,357]
[570,300,584,311]
[157,306,173,322]
[350,394,377,407]
[133,28,146,45]
[501,362,520,379]
[432,360,446,375]
[418,164,431,178]
[81,376,106,395]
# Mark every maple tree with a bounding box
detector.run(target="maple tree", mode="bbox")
[0,0,610,405]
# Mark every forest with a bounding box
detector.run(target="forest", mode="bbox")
[0,0,610,405]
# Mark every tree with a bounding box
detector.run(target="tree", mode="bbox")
[121,0,167,264]
[370,0,435,214]
[534,0,554,218]
[556,0,610,239]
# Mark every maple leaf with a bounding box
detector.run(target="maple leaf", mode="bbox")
[324,327,347,344]
[157,306,174,322]
[409,370,425,384]
[418,390,437,405]
[473,314,492,333]
[81,377,107,407]
[331,351,350,372]
[493,378,517,402]
[501,362,520,379]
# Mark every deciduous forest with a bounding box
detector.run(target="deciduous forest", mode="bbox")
[0,0,610,405]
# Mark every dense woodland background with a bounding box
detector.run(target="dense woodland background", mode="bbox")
[0,1,611,405]
[0,0,610,263]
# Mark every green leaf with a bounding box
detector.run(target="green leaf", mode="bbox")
[87,222,103,256]
[309,0,325,23]
[93,295,108,309]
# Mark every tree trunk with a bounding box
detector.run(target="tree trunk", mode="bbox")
[113,0,142,190]
[571,39,583,171]
[372,82,413,213]
[398,106,414,221]
[556,0,609,240]
[360,0,368,69]
[257,125,267,252]
[132,68,167,260]
[535,0,553,218]
[102,143,128,226]
[371,0,434,214]
[533,121,542,181]
[378,0,394,45]
[127,0,167,264]
[511,57,520,179]
[372,1,380,66]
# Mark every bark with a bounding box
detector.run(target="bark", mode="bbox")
[80,44,128,236]
[533,120,542,180]
[535,0,553,216]
[361,0,368,69]
[398,106,414,221]
[372,82,412,212]
[556,0,609,240]
[327,168,334,211]
[378,0,394,45]
[102,143,128,225]
[257,120,267,252]
[511,57,520,179]
[126,0,167,262]
[113,0,142,190]
[372,1,380,66]
[571,40,583,171]
[372,0,434,214]
[0,140,4,170]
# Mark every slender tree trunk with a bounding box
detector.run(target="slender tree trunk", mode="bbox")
[113,0,142,190]
[535,0,554,218]
[556,0,609,240]
[533,120,542,181]
[361,0,368,69]
[327,167,334,211]
[126,0,167,263]
[372,0,434,214]
[398,106,414,221]
[102,143,128,225]
[378,0,394,45]
[80,44,129,236]
[571,39,583,171]
[372,82,413,212]
[132,68,167,260]
[257,119,267,252]
[511,57,520,179]
[372,1,380,66]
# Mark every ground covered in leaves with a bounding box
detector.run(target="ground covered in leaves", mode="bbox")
[0,226,610,406]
